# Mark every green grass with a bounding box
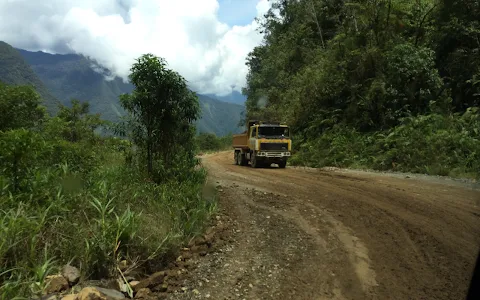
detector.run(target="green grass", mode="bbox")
[0,138,217,299]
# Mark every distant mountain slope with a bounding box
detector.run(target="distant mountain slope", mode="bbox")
[206,90,246,105]
[197,94,244,136]
[0,41,59,113]
[17,48,244,136]
[18,49,131,122]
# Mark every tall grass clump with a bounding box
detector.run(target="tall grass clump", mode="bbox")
[0,152,215,298]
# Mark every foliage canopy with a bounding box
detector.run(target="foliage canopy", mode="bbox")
[120,54,200,180]
[243,0,480,177]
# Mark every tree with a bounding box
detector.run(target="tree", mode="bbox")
[0,129,44,193]
[120,54,200,178]
[433,0,480,110]
[243,0,480,134]
[0,82,46,131]
[196,133,221,152]
[56,99,103,142]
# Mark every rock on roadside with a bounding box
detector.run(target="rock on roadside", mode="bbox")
[133,271,166,293]
[94,287,125,300]
[134,288,154,299]
[67,287,126,300]
[62,265,81,286]
[129,281,140,288]
[45,275,69,294]
[76,287,106,300]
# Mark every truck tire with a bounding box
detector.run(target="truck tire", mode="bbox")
[251,152,260,168]
[278,160,287,169]
[240,154,248,166]
[234,151,239,165]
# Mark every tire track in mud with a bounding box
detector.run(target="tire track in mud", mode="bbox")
[167,151,480,300]
[300,202,378,296]
[246,192,378,298]
[219,159,479,299]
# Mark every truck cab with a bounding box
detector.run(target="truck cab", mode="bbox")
[233,120,292,168]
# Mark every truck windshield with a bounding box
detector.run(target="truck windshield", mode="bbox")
[258,126,289,138]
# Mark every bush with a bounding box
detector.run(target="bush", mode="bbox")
[374,109,480,177]
[0,93,216,299]
[195,133,232,153]
[0,144,216,298]
[292,109,480,179]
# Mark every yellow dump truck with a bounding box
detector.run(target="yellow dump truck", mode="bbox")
[232,120,291,168]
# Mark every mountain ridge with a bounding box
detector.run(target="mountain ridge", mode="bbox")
[18,48,133,123]
[0,41,59,113]
[205,90,246,105]
[0,41,244,136]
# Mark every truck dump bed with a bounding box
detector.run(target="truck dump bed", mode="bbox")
[232,133,248,149]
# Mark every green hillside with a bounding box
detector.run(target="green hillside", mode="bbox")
[0,42,59,113]
[17,48,244,135]
[205,90,246,105]
[18,49,131,122]
[197,94,244,135]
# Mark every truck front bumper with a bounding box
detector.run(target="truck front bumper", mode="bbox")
[256,151,291,158]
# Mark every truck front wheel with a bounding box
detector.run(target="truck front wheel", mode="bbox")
[278,160,287,169]
[251,152,260,168]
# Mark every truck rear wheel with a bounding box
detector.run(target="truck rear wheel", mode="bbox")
[234,151,239,165]
[240,154,247,166]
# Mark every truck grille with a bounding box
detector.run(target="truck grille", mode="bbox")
[260,143,288,151]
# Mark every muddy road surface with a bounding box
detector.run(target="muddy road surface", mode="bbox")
[168,151,480,300]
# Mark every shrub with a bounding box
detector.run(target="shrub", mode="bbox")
[0,145,216,298]
[195,133,232,153]
[292,109,480,179]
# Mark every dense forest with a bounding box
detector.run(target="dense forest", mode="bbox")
[244,0,479,178]
[0,54,216,298]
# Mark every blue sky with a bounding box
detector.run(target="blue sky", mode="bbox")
[217,0,260,26]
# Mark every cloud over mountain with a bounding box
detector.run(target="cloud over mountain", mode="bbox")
[0,0,271,96]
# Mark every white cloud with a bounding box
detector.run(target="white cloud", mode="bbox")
[0,0,271,96]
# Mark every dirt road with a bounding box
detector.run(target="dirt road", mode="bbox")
[168,151,480,300]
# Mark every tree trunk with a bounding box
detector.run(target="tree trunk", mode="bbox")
[415,4,437,46]
[310,0,325,49]
[386,0,391,28]
[147,130,153,176]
